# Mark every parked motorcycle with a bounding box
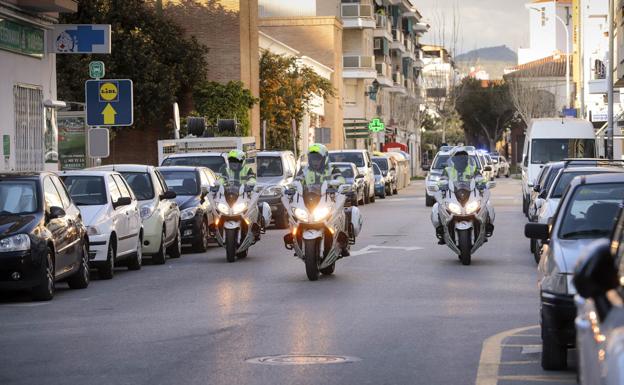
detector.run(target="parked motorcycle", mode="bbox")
[431,176,495,265]
[282,181,362,281]
[208,180,272,262]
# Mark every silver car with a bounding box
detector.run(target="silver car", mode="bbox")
[526,173,624,370]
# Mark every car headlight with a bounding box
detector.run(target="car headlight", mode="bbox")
[140,203,156,220]
[428,175,440,183]
[180,207,198,221]
[231,201,248,214]
[465,201,480,214]
[87,226,100,236]
[293,207,309,221]
[217,202,230,214]
[447,202,462,215]
[312,206,331,222]
[0,234,31,253]
[542,272,568,294]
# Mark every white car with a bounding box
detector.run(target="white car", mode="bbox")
[160,152,227,175]
[328,150,376,204]
[60,171,143,279]
[90,165,182,264]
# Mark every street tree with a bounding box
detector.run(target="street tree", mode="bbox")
[259,50,334,151]
[456,78,519,151]
[57,0,207,135]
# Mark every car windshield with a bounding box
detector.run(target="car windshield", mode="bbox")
[559,183,624,239]
[531,139,596,164]
[121,172,154,200]
[0,180,38,214]
[162,156,226,173]
[373,163,382,176]
[551,171,613,198]
[432,155,450,169]
[333,165,354,179]
[257,156,283,177]
[160,171,198,196]
[62,176,107,205]
[484,155,493,165]
[329,152,364,167]
[372,158,388,171]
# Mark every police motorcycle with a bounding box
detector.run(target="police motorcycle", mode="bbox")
[282,179,363,281]
[431,173,495,266]
[208,178,272,263]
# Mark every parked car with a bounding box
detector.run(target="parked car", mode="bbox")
[373,163,388,199]
[574,206,624,385]
[329,150,375,204]
[372,156,396,196]
[525,173,624,370]
[0,172,89,300]
[477,150,495,182]
[60,171,143,279]
[161,152,227,175]
[90,165,181,264]
[330,162,365,206]
[491,155,510,178]
[256,151,296,229]
[424,147,452,207]
[157,166,217,252]
[521,118,597,216]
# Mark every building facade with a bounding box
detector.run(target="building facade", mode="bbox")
[0,0,77,172]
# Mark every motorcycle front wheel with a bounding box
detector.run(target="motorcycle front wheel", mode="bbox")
[304,238,321,281]
[457,229,472,266]
[225,228,238,263]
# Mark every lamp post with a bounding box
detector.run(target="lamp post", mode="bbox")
[529,7,571,109]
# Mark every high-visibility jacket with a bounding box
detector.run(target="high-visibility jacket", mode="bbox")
[443,163,477,183]
[297,166,346,186]
[218,164,256,185]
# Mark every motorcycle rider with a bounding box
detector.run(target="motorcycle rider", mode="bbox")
[218,149,256,186]
[431,147,495,244]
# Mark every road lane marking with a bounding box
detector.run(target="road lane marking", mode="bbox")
[496,375,575,383]
[475,325,538,385]
[350,245,424,256]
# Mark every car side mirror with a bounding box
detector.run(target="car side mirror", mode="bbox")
[573,239,619,321]
[285,188,296,196]
[533,185,541,193]
[201,185,209,195]
[538,190,548,199]
[524,223,549,240]
[285,171,294,178]
[114,197,132,208]
[210,185,220,193]
[355,174,365,179]
[160,190,177,200]
[483,165,492,172]
[422,165,430,171]
[48,206,66,219]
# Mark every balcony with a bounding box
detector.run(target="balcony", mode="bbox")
[341,3,376,29]
[343,55,377,79]
[375,62,393,87]
[404,78,415,95]
[373,14,393,40]
[589,60,607,94]
[391,29,406,52]
[389,72,407,94]
[413,58,424,69]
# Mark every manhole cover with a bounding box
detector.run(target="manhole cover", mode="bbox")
[245,354,360,365]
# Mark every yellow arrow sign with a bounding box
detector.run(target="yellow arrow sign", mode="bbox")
[102,103,116,125]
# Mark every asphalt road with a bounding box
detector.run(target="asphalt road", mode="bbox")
[0,179,565,385]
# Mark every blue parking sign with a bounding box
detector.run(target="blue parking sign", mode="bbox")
[85,79,133,126]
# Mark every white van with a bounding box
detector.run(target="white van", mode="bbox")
[521,118,596,214]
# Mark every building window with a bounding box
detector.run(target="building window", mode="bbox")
[541,7,546,27]
[13,85,44,171]
[315,127,331,144]
[345,80,358,106]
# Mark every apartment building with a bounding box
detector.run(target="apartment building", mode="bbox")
[518,0,573,65]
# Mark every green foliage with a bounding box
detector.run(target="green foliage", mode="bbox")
[57,0,207,133]
[259,50,335,151]
[192,81,257,136]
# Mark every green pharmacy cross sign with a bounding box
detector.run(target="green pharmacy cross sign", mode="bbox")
[368,118,385,133]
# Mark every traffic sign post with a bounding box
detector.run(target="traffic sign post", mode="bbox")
[89,61,105,79]
[85,79,133,127]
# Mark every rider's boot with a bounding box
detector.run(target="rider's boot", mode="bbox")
[436,226,446,245]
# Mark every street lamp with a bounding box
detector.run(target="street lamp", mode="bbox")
[529,7,571,109]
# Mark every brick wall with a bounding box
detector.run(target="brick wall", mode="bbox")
[105,127,160,166]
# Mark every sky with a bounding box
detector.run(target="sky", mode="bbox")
[417,0,530,54]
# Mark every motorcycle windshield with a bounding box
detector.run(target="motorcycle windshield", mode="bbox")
[223,181,241,207]
[454,184,472,205]
[303,185,322,211]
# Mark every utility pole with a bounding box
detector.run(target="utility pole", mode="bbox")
[608,0,615,159]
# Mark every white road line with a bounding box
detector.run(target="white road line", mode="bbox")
[496,375,576,383]
[350,245,424,256]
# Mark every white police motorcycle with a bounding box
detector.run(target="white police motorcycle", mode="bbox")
[282,180,363,281]
[431,175,495,265]
[209,180,272,262]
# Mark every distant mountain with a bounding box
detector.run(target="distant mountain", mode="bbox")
[454,45,517,79]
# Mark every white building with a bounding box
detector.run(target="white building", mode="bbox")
[518,0,573,65]
[0,1,76,171]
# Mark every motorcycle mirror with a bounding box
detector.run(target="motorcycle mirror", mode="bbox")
[210,185,220,193]
[285,188,296,196]
[573,239,619,322]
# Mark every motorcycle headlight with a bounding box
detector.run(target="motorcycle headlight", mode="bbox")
[231,201,248,214]
[87,226,100,236]
[140,203,156,220]
[217,202,230,214]
[180,207,198,221]
[465,201,480,214]
[312,206,331,222]
[447,202,462,215]
[293,207,309,221]
[0,234,31,253]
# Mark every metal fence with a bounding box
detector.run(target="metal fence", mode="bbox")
[13,84,44,171]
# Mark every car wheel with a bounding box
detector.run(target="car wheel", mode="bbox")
[168,228,182,259]
[67,243,90,289]
[370,188,376,203]
[393,186,398,195]
[194,220,210,252]
[541,335,567,370]
[99,240,115,279]
[128,234,142,271]
[379,188,386,199]
[425,194,435,207]
[32,249,54,301]
[363,186,370,204]
[152,228,167,265]
[275,210,289,230]
[506,170,510,178]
